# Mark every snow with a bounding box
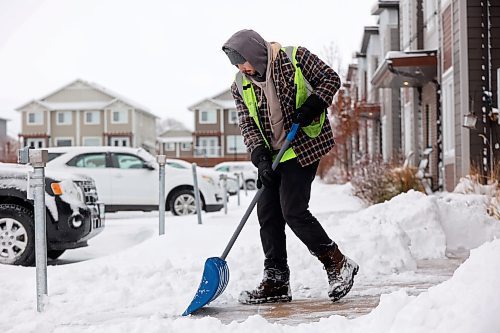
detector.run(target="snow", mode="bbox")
[0,180,499,332]
[38,101,110,111]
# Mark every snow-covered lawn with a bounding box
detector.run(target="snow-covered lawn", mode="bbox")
[1,180,499,332]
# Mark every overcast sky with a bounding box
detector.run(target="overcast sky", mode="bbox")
[0,0,377,136]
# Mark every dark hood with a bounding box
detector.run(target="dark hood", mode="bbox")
[222,29,268,81]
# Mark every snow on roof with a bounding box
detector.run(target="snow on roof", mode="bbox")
[209,99,236,109]
[188,88,236,111]
[16,79,158,119]
[385,50,437,60]
[37,101,111,111]
[158,137,193,143]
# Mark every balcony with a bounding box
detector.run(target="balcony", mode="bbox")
[194,146,221,157]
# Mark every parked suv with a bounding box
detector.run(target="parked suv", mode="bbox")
[0,163,104,266]
[213,161,258,190]
[46,147,224,215]
[166,158,239,195]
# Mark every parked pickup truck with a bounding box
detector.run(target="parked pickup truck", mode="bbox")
[0,163,105,266]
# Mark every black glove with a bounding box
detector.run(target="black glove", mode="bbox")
[292,94,328,127]
[251,145,274,189]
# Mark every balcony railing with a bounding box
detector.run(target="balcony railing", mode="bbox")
[194,146,221,157]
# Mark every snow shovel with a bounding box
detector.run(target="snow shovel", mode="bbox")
[182,123,300,316]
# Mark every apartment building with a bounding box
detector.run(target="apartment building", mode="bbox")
[347,0,499,191]
[158,128,193,158]
[16,79,158,152]
[188,89,248,166]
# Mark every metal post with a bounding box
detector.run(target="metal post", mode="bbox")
[157,154,166,235]
[18,147,48,312]
[241,171,247,196]
[222,174,228,214]
[191,163,202,224]
[235,173,241,206]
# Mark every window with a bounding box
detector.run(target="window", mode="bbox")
[26,138,44,148]
[48,153,63,162]
[27,111,43,125]
[85,111,100,125]
[167,162,188,169]
[165,143,175,151]
[68,153,107,168]
[228,110,238,124]
[112,110,128,124]
[55,138,73,147]
[215,166,229,172]
[83,137,102,146]
[113,153,145,169]
[226,135,246,154]
[56,111,72,125]
[110,137,130,147]
[199,110,216,124]
[197,137,219,157]
[181,142,192,151]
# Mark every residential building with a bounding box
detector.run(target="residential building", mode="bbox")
[16,79,158,152]
[351,0,500,191]
[158,128,193,158]
[188,89,249,166]
[0,117,6,139]
[352,26,383,161]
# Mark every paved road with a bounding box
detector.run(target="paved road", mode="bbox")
[190,257,466,325]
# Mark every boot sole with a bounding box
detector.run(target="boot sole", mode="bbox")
[239,295,292,305]
[330,264,359,303]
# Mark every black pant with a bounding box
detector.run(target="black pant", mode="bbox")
[257,158,335,270]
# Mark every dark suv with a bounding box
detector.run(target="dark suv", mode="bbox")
[0,163,104,265]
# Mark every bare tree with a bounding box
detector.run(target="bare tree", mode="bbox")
[156,118,187,135]
[321,41,345,78]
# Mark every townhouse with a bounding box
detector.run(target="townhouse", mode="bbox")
[16,79,158,152]
[346,0,499,191]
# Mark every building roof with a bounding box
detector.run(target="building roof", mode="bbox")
[360,26,379,54]
[371,50,438,88]
[158,136,193,143]
[371,0,400,15]
[16,79,158,119]
[188,88,236,111]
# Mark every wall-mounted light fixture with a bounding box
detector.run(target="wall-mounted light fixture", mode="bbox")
[463,112,478,129]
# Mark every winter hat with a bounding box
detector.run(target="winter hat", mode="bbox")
[222,46,246,65]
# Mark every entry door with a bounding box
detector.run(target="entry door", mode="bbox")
[110,137,130,147]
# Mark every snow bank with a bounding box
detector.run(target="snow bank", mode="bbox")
[327,190,500,275]
[4,239,499,333]
[1,182,499,332]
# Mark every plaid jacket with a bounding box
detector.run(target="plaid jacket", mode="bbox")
[231,46,340,167]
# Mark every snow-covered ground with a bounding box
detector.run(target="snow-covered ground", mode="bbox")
[1,180,499,332]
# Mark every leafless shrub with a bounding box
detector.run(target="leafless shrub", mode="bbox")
[351,155,424,205]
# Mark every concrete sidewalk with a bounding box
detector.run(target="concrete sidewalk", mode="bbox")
[191,256,466,325]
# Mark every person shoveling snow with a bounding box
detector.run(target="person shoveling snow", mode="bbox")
[221,29,359,304]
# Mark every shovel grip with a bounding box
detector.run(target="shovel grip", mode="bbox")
[220,123,299,260]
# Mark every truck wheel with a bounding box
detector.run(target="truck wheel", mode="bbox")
[48,250,66,260]
[170,189,197,216]
[0,204,35,266]
[245,179,256,190]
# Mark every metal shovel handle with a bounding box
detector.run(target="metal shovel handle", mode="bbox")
[220,123,299,260]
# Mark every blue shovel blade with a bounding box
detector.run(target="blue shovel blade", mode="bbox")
[182,257,230,316]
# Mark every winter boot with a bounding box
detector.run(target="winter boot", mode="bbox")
[317,245,359,302]
[238,266,292,304]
